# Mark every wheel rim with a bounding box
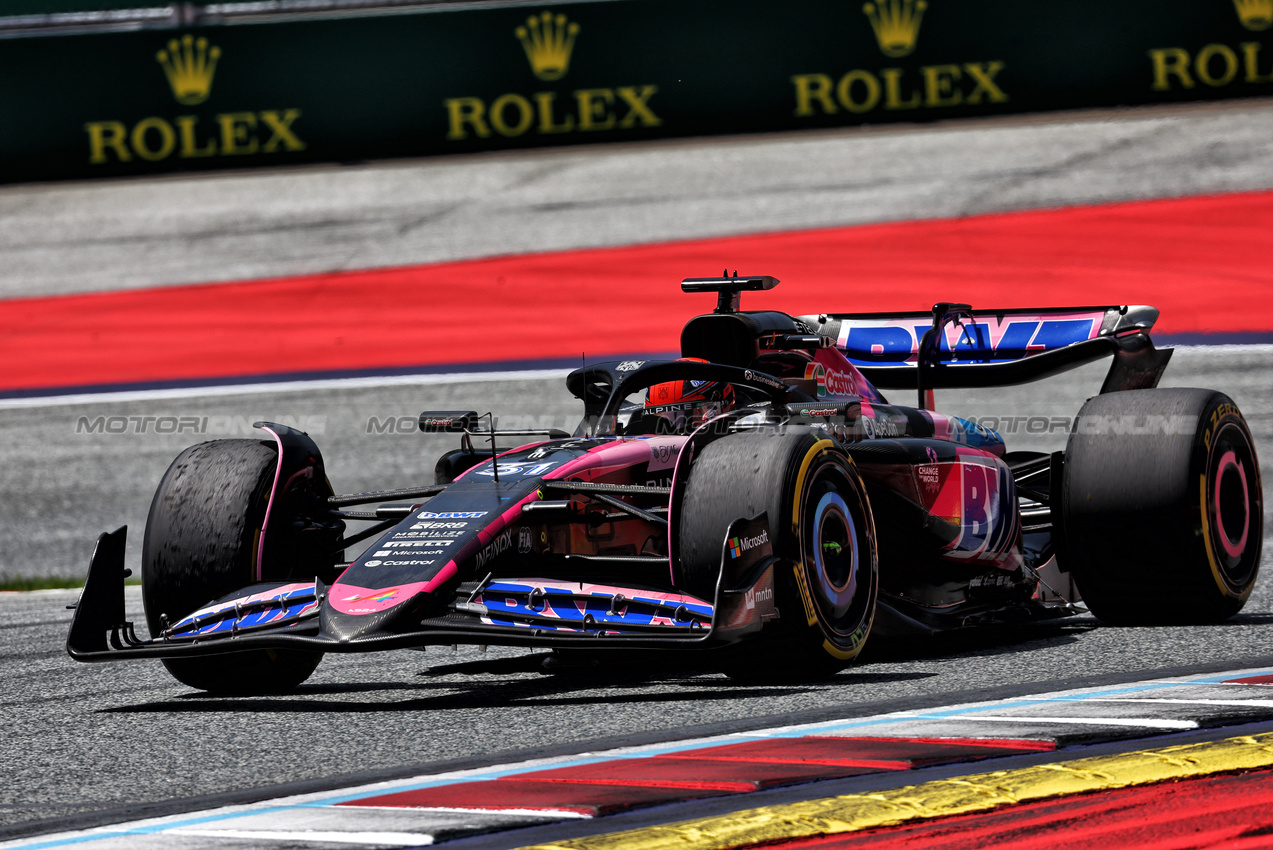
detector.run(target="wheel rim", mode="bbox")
[1205,421,1262,594]
[798,458,876,648]
[1215,450,1250,558]
[812,490,859,620]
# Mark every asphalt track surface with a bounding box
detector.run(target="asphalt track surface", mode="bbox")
[4,98,1273,838]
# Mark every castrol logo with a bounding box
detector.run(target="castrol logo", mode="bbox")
[805,362,858,398]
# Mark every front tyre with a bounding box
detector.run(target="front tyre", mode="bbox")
[1063,388,1262,624]
[679,428,878,679]
[142,439,324,693]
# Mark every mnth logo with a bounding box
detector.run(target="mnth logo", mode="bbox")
[515,11,580,81]
[862,0,927,58]
[1234,0,1273,30]
[156,34,221,105]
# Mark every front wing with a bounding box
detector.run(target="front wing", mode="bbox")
[67,517,778,663]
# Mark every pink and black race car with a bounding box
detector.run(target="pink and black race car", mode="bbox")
[68,275,1263,692]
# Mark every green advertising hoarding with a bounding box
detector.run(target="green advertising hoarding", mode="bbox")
[4,1,168,13]
[2,0,1272,183]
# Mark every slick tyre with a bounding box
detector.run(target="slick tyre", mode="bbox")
[1063,388,1262,624]
[142,439,323,693]
[680,428,878,680]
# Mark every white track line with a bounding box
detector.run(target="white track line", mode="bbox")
[0,368,573,409]
[167,830,436,845]
[896,714,1198,730]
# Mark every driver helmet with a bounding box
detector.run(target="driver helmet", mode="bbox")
[643,361,736,434]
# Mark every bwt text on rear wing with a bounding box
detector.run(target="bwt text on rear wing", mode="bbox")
[801,304,1170,404]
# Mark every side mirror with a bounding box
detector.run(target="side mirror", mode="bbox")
[418,411,479,433]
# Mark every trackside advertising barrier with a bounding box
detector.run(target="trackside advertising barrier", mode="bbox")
[4,0,1273,182]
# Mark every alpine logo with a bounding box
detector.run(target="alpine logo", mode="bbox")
[728,529,770,558]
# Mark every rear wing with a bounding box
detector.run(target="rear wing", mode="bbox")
[799,304,1172,402]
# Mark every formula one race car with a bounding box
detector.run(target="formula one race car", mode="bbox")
[68,275,1263,692]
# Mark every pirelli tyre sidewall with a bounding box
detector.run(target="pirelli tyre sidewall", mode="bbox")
[1063,388,1262,624]
[789,440,879,661]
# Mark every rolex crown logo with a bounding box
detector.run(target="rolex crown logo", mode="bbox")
[156,34,221,105]
[862,0,927,58]
[515,11,580,81]
[1234,0,1273,31]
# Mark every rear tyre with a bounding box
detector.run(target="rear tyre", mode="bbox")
[680,428,878,680]
[142,439,324,693]
[1063,388,1262,624]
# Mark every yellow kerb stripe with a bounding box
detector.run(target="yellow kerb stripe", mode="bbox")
[518,732,1273,850]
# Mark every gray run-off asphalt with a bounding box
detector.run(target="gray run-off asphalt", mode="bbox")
[3,99,1273,835]
[2,99,1273,297]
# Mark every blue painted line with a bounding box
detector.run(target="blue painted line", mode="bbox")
[8,836,117,850]
[5,808,300,849]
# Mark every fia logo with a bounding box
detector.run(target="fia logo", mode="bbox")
[518,526,534,554]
